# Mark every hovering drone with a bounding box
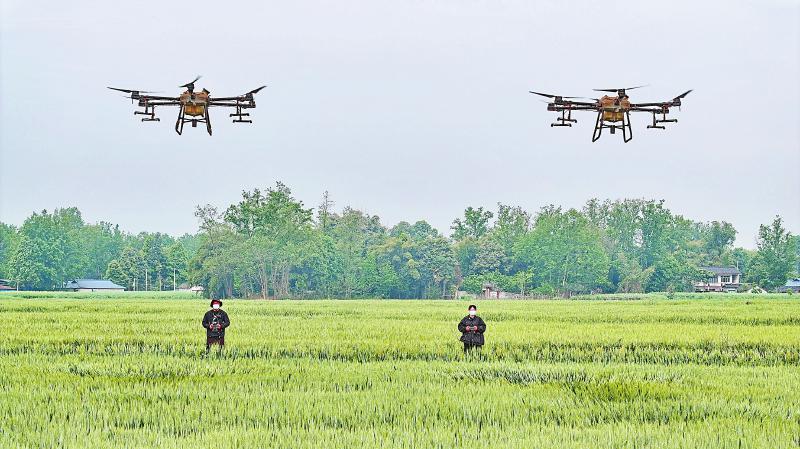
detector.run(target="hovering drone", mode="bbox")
[108,76,266,135]
[530,86,692,142]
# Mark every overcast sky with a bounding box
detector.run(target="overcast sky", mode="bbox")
[1,0,798,248]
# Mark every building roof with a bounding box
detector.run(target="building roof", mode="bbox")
[785,278,800,287]
[65,279,125,290]
[699,266,741,276]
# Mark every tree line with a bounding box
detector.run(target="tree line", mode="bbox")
[0,182,797,297]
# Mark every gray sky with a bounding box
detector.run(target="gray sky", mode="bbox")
[1,0,798,248]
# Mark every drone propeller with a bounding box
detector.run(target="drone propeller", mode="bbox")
[180,75,202,88]
[593,85,648,93]
[671,89,693,109]
[107,87,158,94]
[530,91,578,99]
[108,86,160,104]
[179,75,202,93]
[529,91,584,99]
[247,85,267,95]
[673,89,693,100]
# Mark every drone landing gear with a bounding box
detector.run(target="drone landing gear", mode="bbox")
[230,103,252,124]
[592,110,632,143]
[175,106,185,135]
[551,109,577,127]
[205,106,212,136]
[647,111,677,130]
[175,105,212,136]
[135,104,159,122]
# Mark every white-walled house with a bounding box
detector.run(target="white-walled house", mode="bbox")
[65,279,125,292]
[777,279,800,293]
[694,267,741,292]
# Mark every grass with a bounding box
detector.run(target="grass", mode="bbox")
[0,295,798,448]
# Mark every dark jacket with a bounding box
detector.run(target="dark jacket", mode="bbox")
[202,309,230,338]
[458,315,486,345]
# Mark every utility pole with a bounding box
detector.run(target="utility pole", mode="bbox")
[173,267,176,291]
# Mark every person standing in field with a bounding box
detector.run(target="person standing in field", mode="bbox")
[202,299,230,352]
[458,304,486,353]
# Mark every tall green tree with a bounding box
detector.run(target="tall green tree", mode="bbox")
[615,253,654,293]
[451,207,493,241]
[470,238,505,275]
[165,241,189,289]
[79,222,125,279]
[192,205,240,298]
[328,208,386,297]
[514,208,610,293]
[749,216,796,290]
[0,223,18,279]
[416,236,456,298]
[8,208,85,289]
[703,221,737,265]
[220,182,314,297]
[105,246,145,291]
[490,203,531,273]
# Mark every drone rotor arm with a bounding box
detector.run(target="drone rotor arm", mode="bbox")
[628,102,669,108]
[628,107,668,113]
[141,100,182,106]
[630,90,691,109]
[210,85,267,102]
[138,95,182,102]
[207,101,253,107]
[559,100,599,107]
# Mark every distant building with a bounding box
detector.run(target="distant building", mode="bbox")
[777,278,800,293]
[65,279,125,292]
[481,283,498,299]
[177,283,205,295]
[0,279,15,291]
[694,266,741,292]
[480,283,522,299]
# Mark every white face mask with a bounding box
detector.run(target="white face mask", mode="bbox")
[212,304,220,310]
[469,310,476,316]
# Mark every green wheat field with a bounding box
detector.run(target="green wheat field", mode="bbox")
[0,293,798,448]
